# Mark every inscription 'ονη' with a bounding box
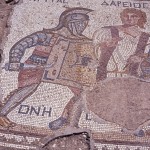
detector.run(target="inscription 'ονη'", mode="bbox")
[18,104,52,117]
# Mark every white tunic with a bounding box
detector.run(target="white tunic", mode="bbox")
[93,27,150,77]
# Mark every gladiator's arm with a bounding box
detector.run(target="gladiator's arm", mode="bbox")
[9,31,52,63]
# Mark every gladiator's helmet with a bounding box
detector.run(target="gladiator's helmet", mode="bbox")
[50,7,93,36]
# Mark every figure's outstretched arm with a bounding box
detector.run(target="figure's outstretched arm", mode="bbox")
[9,31,52,63]
[8,31,52,71]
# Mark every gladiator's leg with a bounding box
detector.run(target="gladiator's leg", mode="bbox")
[49,87,82,130]
[40,89,95,149]
[0,83,39,128]
[40,97,92,149]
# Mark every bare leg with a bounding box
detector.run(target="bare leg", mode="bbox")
[0,83,39,127]
[49,87,82,130]
[39,97,94,149]
[40,89,95,149]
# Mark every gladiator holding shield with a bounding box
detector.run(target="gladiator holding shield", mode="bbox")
[1,8,150,138]
[0,7,98,129]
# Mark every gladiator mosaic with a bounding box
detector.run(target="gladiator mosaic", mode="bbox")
[0,0,150,149]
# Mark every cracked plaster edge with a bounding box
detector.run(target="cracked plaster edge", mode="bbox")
[0,0,23,102]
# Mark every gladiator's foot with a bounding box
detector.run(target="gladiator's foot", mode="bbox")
[49,117,67,130]
[0,116,16,128]
[121,128,145,137]
[134,129,145,137]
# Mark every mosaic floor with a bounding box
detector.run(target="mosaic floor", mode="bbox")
[0,0,150,149]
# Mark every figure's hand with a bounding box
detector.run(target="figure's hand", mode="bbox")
[99,37,122,48]
[124,55,143,71]
[128,55,143,63]
[6,62,21,71]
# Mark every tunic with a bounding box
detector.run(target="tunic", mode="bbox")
[93,26,150,79]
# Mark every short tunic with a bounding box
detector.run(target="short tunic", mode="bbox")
[93,27,150,78]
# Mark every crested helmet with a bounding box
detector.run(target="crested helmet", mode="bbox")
[44,7,93,32]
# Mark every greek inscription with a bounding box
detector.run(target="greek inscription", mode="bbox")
[18,105,52,117]
[30,0,68,3]
[101,1,149,9]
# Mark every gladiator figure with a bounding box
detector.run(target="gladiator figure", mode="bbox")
[0,7,98,129]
